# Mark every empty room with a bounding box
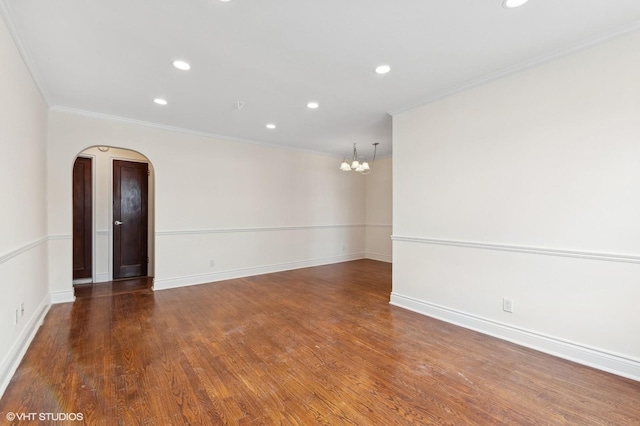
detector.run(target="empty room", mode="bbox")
[1,0,639,424]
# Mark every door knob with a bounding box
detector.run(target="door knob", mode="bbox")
[114,220,123,226]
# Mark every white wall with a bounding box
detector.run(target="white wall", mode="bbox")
[365,156,392,262]
[392,31,640,380]
[0,13,50,395]
[47,110,367,295]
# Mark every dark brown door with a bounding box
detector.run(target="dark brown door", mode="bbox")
[73,157,93,280]
[113,160,148,279]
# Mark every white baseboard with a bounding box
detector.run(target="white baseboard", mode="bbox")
[365,252,392,263]
[95,273,110,283]
[0,296,50,398]
[155,253,365,291]
[390,292,640,382]
[50,290,75,304]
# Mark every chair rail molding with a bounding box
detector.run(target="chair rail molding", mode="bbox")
[392,235,640,264]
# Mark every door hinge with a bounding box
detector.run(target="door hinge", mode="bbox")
[147,257,150,263]
[147,169,151,176]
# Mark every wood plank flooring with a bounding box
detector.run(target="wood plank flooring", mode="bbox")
[74,277,153,299]
[1,260,639,425]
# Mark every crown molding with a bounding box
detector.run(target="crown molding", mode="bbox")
[49,105,350,160]
[389,20,640,116]
[0,0,52,105]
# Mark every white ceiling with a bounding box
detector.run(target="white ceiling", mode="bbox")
[3,0,640,158]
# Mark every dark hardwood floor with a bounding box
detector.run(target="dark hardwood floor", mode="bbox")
[1,260,639,425]
[74,277,153,299]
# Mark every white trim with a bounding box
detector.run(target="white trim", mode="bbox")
[389,20,640,116]
[392,235,640,264]
[156,224,366,237]
[389,293,640,382]
[95,273,110,283]
[0,0,52,104]
[0,296,50,398]
[154,253,365,291]
[365,252,392,263]
[50,290,75,304]
[50,106,348,159]
[0,237,47,265]
[48,234,72,241]
[90,155,97,284]
[365,224,392,229]
[110,155,148,164]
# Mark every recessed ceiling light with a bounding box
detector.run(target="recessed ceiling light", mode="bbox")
[153,98,168,105]
[307,102,319,109]
[219,0,231,2]
[266,123,276,129]
[172,60,191,71]
[503,0,529,8]
[374,64,391,75]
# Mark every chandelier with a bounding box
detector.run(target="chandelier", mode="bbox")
[340,143,379,175]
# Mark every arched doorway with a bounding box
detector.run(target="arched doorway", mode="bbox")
[72,146,155,285]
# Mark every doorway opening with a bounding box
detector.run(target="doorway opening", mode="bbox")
[71,146,155,286]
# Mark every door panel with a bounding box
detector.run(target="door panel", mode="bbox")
[73,157,92,280]
[113,160,148,279]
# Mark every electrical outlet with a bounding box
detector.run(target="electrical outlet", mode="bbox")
[209,259,215,267]
[503,297,513,313]
[20,302,24,317]
[342,244,346,252]
[15,308,20,325]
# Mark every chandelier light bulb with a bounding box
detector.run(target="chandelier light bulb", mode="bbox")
[340,142,378,175]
